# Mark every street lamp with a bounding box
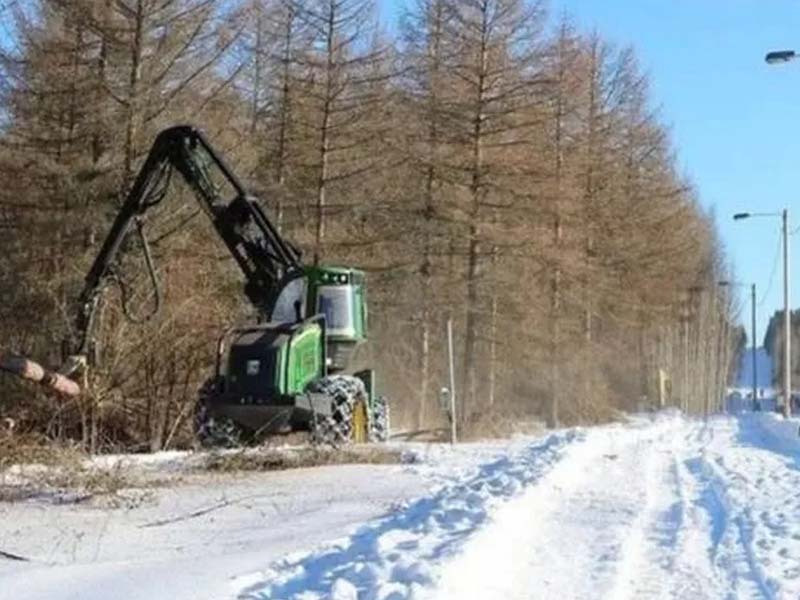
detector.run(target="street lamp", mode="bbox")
[764,50,799,415]
[733,210,791,416]
[766,50,797,65]
[719,280,758,410]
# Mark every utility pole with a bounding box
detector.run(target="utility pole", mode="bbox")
[719,279,758,411]
[734,208,792,416]
[783,208,791,417]
[437,320,458,444]
[762,49,796,415]
[751,283,758,410]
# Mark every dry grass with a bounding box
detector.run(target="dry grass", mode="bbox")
[0,428,409,506]
[0,433,85,471]
[459,410,546,442]
[202,444,408,473]
[0,433,138,503]
[0,466,135,504]
[390,428,451,443]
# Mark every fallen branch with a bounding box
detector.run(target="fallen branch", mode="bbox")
[0,354,80,397]
[0,549,30,562]
[139,495,255,528]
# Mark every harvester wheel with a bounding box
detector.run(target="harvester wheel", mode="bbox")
[194,380,245,449]
[369,395,390,443]
[307,375,367,447]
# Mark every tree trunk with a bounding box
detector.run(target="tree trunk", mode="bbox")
[460,0,489,423]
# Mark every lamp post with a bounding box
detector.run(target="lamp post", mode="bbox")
[734,210,791,416]
[763,50,799,415]
[719,280,758,409]
[752,282,760,409]
[766,50,797,64]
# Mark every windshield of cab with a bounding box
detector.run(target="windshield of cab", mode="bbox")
[317,285,355,337]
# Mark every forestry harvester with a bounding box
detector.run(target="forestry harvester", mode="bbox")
[0,126,388,447]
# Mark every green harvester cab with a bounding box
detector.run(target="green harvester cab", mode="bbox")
[204,265,377,439]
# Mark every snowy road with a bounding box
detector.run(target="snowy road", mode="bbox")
[433,414,800,600]
[5,414,800,599]
[241,414,800,600]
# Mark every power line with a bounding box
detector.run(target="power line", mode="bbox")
[758,229,782,307]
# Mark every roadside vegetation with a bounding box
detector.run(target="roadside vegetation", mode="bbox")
[0,431,407,505]
[0,0,740,453]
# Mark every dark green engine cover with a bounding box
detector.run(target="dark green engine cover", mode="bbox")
[207,319,324,435]
[223,320,324,399]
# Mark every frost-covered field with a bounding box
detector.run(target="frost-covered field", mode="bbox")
[4,412,800,599]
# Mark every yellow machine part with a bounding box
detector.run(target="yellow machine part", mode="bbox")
[352,399,368,443]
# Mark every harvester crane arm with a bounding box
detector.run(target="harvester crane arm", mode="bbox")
[71,125,302,368]
[1,127,382,445]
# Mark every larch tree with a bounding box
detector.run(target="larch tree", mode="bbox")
[399,0,460,427]
[0,0,741,449]
[440,0,547,423]
[288,0,388,263]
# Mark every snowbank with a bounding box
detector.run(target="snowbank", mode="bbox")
[0,439,535,600]
[237,430,583,600]
[747,411,800,453]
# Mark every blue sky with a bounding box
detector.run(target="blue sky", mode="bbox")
[543,0,800,345]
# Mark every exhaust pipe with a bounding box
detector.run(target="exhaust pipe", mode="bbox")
[0,354,81,397]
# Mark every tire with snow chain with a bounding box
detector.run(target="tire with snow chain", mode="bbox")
[306,375,367,446]
[194,379,246,449]
[369,395,390,442]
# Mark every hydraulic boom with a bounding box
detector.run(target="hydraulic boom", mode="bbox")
[69,125,303,370]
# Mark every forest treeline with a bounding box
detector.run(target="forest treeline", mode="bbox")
[764,309,800,386]
[0,0,739,451]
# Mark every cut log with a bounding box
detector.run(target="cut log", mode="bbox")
[0,355,81,397]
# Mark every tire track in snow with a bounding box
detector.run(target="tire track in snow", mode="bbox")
[661,454,725,599]
[700,414,800,598]
[607,425,693,599]
[682,419,777,600]
[646,421,737,599]
[236,430,583,600]
[735,416,800,588]
[685,456,774,599]
[432,416,680,600]
[593,418,727,600]
[237,415,800,600]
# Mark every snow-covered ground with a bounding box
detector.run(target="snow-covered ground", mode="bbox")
[5,412,800,599]
[0,441,516,600]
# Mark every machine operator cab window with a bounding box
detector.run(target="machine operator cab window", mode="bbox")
[317,285,356,338]
[314,269,367,343]
[270,267,366,344]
